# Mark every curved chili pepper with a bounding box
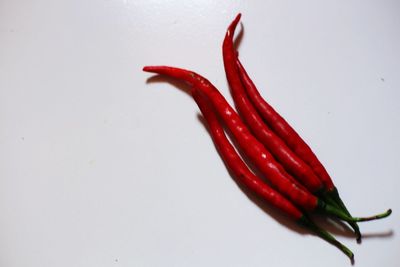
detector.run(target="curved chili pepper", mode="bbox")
[143,65,391,224]
[222,14,323,194]
[235,57,336,188]
[144,65,316,210]
[192,89,303,221]
[225,14,364,240]
[235,57,335,190]
[191,89,353,260]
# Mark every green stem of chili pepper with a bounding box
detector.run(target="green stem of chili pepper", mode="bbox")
[318,200,391,222]
[223,13,324,193]
[321,192,362,242]
[298,215,354,261]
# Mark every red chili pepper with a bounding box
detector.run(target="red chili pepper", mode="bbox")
[144,65,316,210]
[143,65,391,225]
[236,57,335,190]
[191,89,354,260]
[235,57,366,241]
[192,89,302,221]
[222,14,323,194]
[235,55,359,225]
[225,14,363,240]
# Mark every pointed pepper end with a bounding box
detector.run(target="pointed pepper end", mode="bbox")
[356,234,362,244]
[143,66,153,72]
[227,13,242,36]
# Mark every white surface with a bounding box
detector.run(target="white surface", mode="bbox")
[1,1,399,266]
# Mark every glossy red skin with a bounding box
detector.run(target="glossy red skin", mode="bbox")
[143,65,318,211]
[192,90,303,220]
[222,14,324,193]
[235,58,335,191]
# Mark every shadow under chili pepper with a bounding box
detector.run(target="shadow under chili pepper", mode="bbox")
[233,22,244,52]
[309,214,358,239]
[360,230,394,239]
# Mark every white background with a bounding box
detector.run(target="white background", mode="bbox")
[1,1,399,266]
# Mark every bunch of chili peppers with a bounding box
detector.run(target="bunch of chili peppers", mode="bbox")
[143,14,391,261]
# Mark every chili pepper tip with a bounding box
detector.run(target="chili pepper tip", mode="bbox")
[356,234,362,243]
[234,13,241,21]
[227,14,241,37]
[143,66,156,72]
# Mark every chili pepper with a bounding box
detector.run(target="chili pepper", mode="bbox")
[191,89,354,260]
[192,89,303,220]
[235,56,335,190]
[224,14,364,240]
[144,65,314,209]
[233,41,362,241]
[235,56,338,190]
[230,17,352,220]
[142,65,391,224]
[222,14,324,194]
